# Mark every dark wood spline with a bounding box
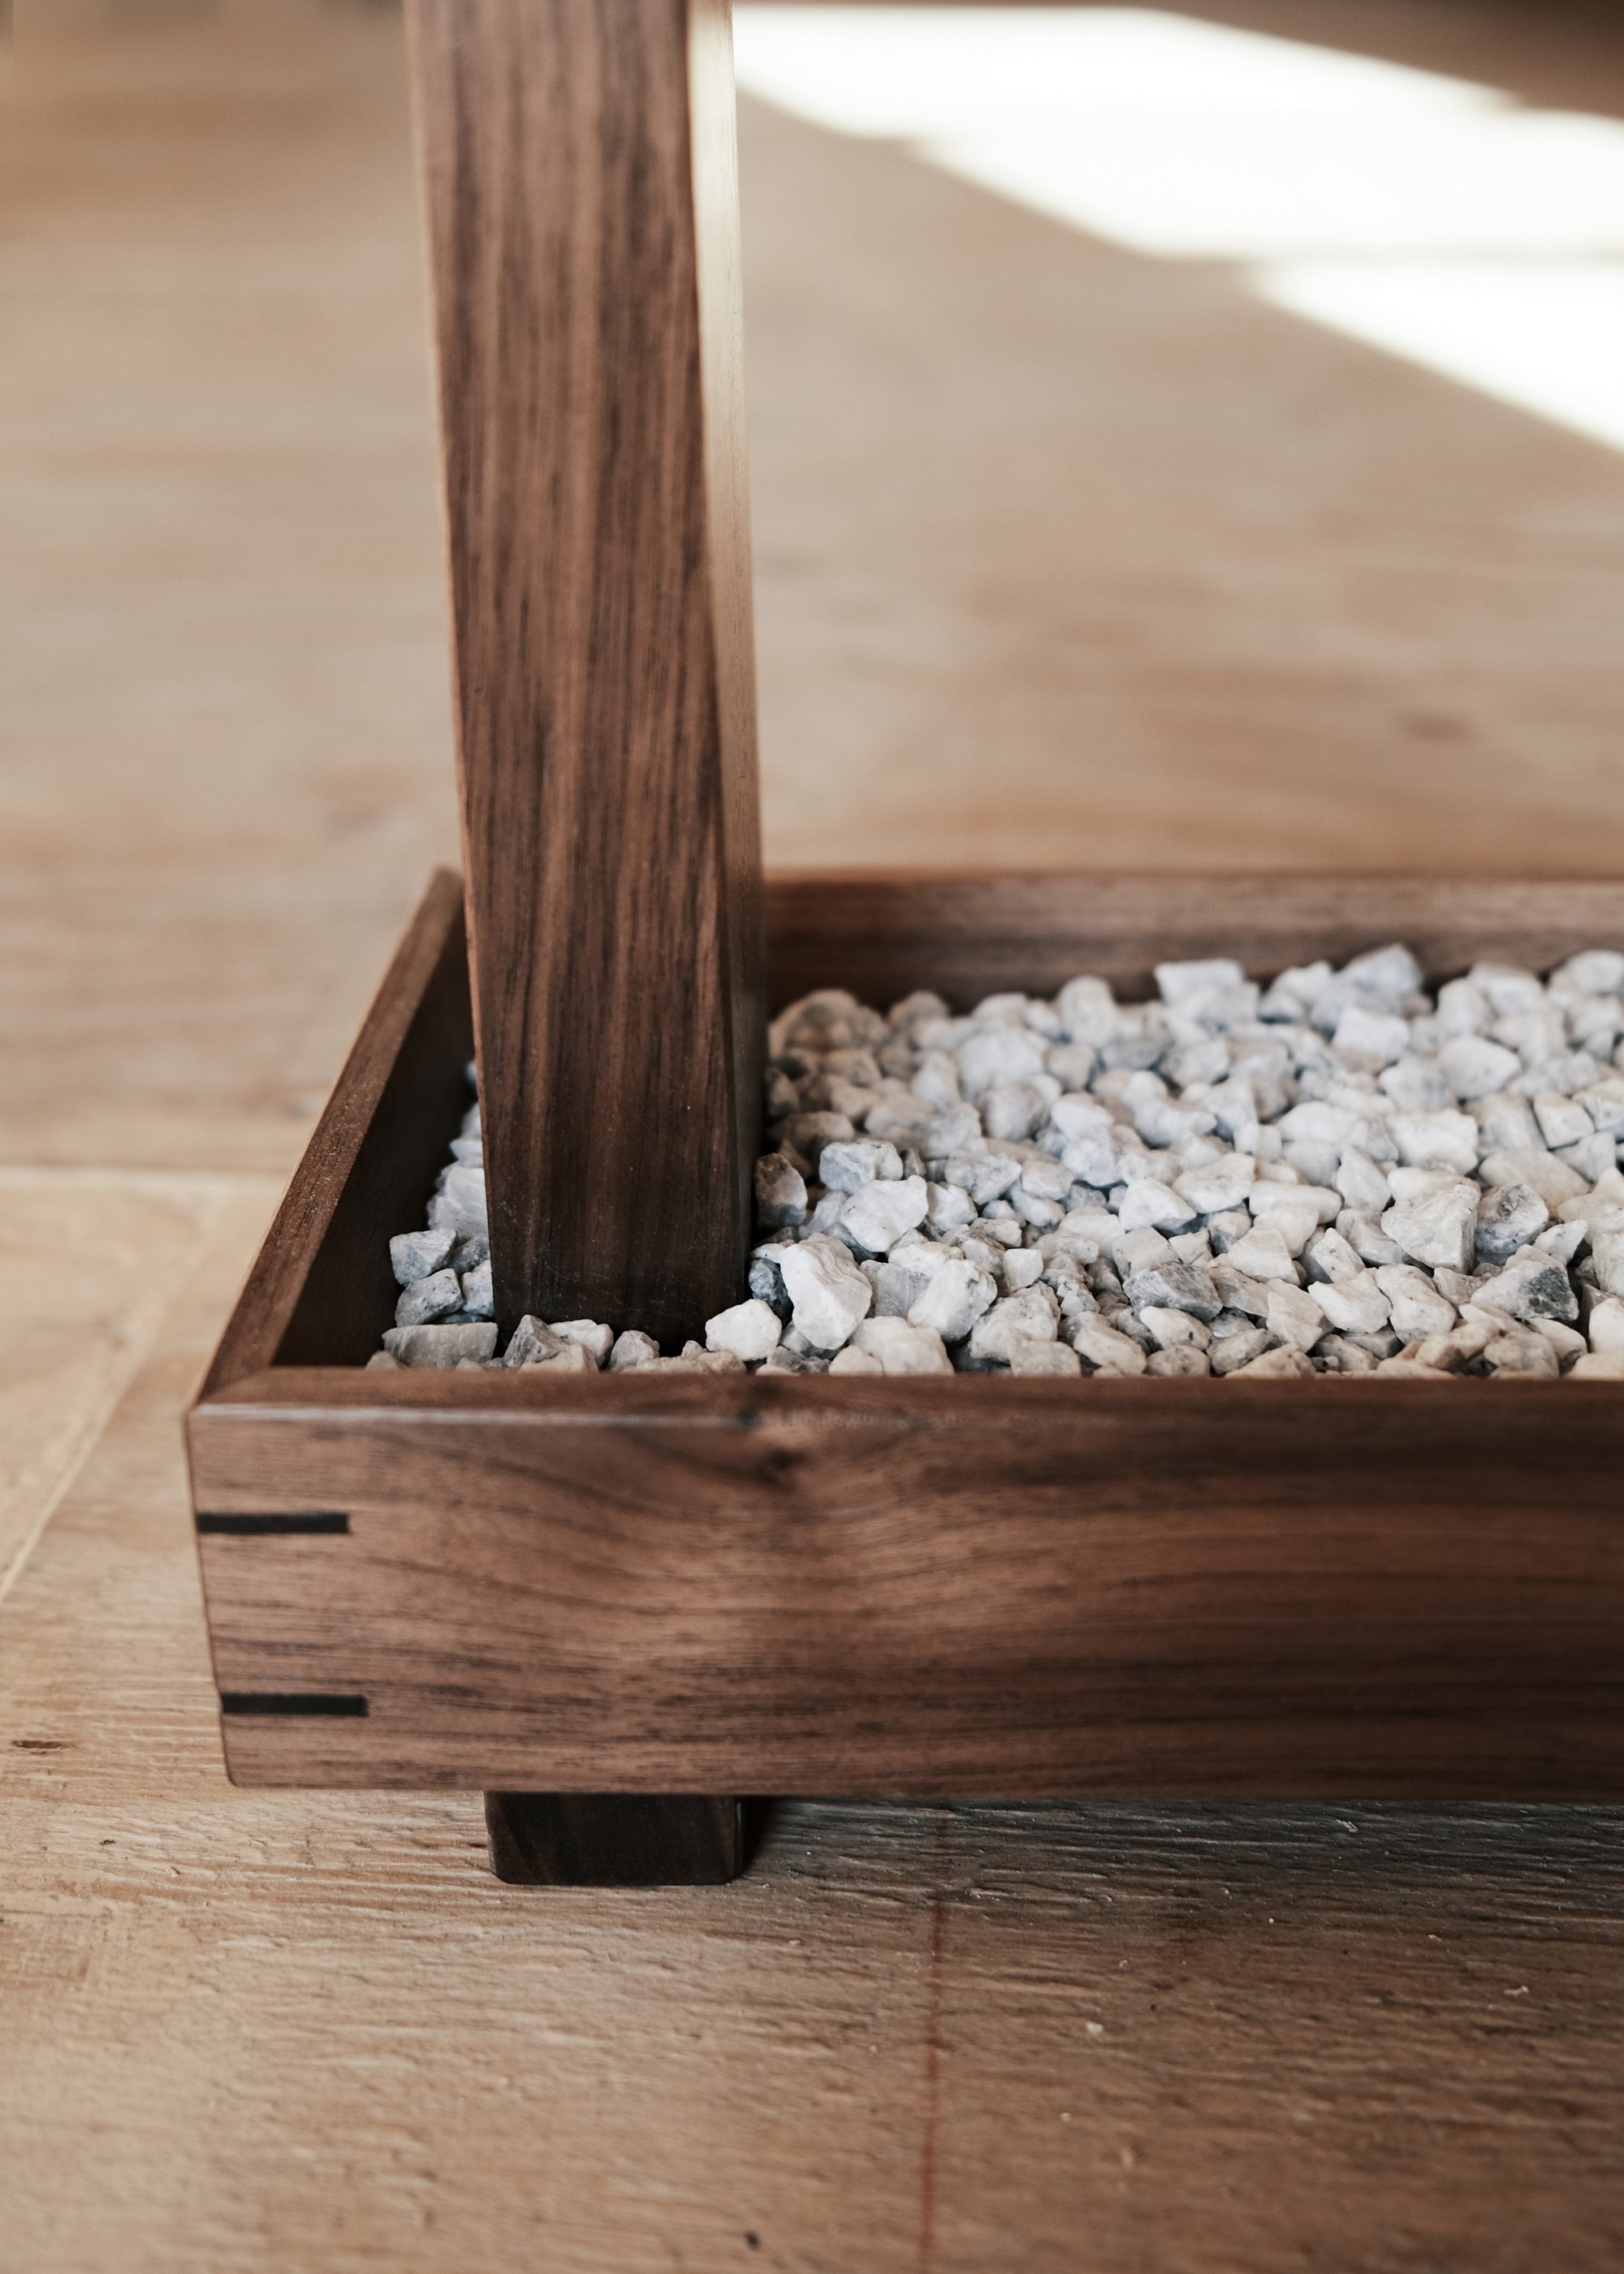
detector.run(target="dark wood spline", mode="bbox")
[196,1512,351,1536]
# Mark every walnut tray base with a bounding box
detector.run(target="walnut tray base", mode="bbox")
[185,871,1624,1881]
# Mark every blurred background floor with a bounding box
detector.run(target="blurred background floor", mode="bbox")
[6,0,1624,1172]
[3,3,1624,2270]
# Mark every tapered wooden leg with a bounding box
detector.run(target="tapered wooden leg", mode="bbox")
[485,1794,743,1887]
[409,0,764,1351]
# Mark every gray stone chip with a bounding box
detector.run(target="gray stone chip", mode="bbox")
[1122,1261,1221,1321]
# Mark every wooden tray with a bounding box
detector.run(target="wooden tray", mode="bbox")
[187,868,1624,1805]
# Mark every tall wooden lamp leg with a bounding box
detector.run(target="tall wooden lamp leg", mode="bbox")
[408,0,762,1347]
[408,0,761,1883]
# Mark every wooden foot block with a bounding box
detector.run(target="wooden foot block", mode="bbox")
[485,1793,743,1887]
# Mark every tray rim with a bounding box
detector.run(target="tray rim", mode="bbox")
[191,862,1624,1417]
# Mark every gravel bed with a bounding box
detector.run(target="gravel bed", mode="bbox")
[369,944,1624,1381]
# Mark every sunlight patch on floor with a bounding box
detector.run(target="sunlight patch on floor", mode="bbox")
[733,6,1624,452]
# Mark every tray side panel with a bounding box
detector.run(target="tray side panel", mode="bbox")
[764,873,1624,1008]
[189,1385,1624,1797]
[200,870,473,1391]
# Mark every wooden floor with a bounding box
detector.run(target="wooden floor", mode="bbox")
[4,2,1624,2267]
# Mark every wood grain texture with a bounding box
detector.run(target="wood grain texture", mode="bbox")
[764,871,1624,1012]
[199,868,470,1394]
[0,1169,275,1602]
[408,0,763,1351]
[0,3,465,1183]
[188,1374,1624,1796]
[486,1792,741,1884]
[6,1792,1624,2274]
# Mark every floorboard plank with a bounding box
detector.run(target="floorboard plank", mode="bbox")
[5,1232,1624,2270]
[0,1169,279,1602]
